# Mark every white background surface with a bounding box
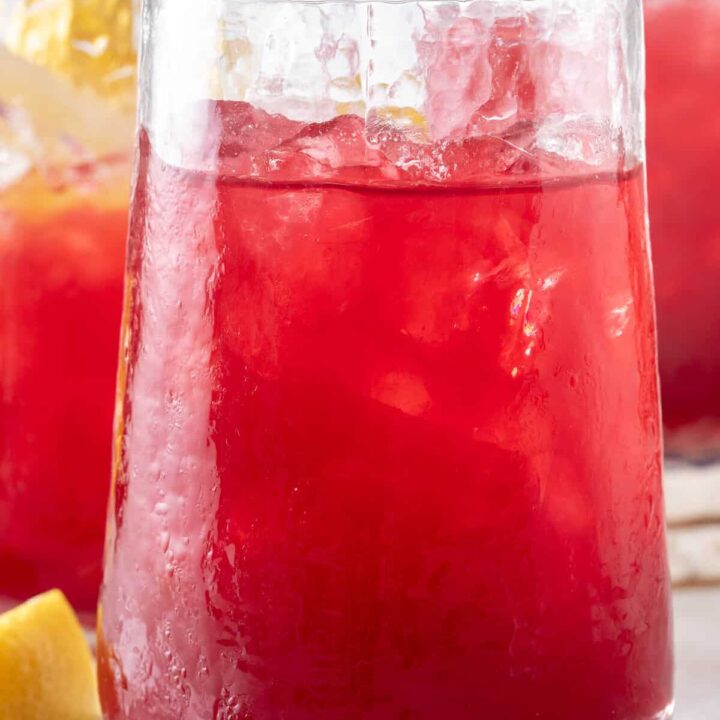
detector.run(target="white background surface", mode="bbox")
[673,588,720,719]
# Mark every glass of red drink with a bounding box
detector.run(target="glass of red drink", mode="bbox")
[0,2,134,612]
[645,0,720,459]
[99,1,673,717]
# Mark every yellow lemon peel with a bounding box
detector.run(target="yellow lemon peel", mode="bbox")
[0,590,100,720]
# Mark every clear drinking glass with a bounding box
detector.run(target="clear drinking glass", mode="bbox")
[645,0,720,459]
[99,1,674,717]
[0,0,135,612]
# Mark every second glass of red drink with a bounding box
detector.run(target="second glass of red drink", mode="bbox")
[645,0,720,458]
[0,0,135,612]
[99,1,673,718]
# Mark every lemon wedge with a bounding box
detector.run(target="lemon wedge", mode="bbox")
[7,0,136,108]
[0,590,100,720]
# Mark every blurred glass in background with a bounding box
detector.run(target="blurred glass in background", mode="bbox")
[645,0,720,587]
[646,0,720,460]
[0,0,135,611]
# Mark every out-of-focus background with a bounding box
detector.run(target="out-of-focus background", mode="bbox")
[0,0,718,717]
[645,1,720,715]
[0,0,135,613]
[646,0,720,590]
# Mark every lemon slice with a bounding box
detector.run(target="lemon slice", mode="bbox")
[0,590,101,720]
[0,46,134,160]
[7,0,136,108]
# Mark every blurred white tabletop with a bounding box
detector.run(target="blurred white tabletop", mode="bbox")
[673,587,720,719]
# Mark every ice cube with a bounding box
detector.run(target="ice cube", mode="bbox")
[0,102,33,190]
[420,16,493,141]
[371,372,431,417]
[276,113,384,176]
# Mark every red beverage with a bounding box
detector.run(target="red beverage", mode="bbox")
[0,165,128,610]
[645,0,720,455]
[99,105,673,719]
